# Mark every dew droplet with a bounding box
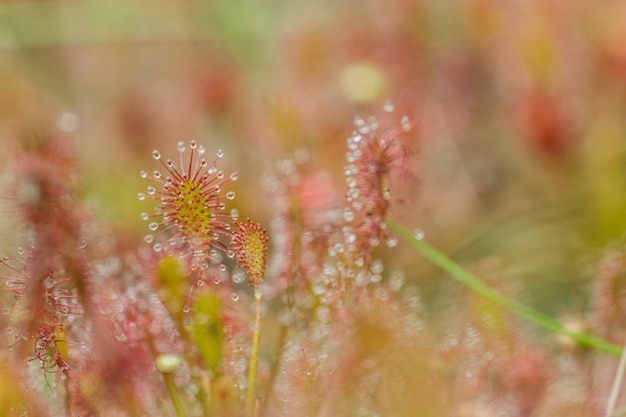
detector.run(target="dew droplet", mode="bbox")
[230,172,238,181]
[343,208,354,222]
[401,116,412,131]
[183,305,190,313]
[137,193,146,201]
[141,212,149,221]
[413,228,425,240]
[153,170,162,179]
[16,247,24,256]
[147,186,156,195]
[323,264,336,275]
[368,116,379,131]
[190,140,197,149]
[226,191,235,200]
[232,270,246,284]
[217,149,224,158]
[149,222,159,231]
[177,141,186,152]
[144,234,154,244]
[57,111,79,132]
[230,209,239,220]
[153,243,162,252]
[386,237,398,247]
[152,150,161,160]
[43,276,55,289]
[196,279,204,287]
[389,271,405,291]
[370,259,384,274]
[140,170,148,179]
[383,100,395,112]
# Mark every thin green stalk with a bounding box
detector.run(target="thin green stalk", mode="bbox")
[606,340,626,417]
[386,216,622,356]
[260,322,288,416]
[246,287,263,417]
[163,372,186,417]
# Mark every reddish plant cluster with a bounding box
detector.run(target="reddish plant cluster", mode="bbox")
[1,104,624,417]
[0,256,77,379]
[2,105,416,416]
[0,137,195,416]
[340,108,415,279]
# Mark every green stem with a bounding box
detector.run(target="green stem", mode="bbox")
[246,287,263,417]
[386,216,622,356]
[606,340,626,417]
[260,322,288,417]
[163,373,186,417]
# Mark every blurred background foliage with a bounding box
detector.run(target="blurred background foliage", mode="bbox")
[2,0,626,346]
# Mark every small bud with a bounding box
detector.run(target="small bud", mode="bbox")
[155,353,182,373]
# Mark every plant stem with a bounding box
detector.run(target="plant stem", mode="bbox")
[260,322,288,416]
[606,340,626,417]
[386,216,622,356]
[163,372,186,417]
[246,287,263,417]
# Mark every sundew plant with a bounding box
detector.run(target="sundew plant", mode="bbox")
[3,1,626,416]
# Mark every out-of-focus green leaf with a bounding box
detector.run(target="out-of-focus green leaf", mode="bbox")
[156,256,187,325]
[189,291,224,374]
